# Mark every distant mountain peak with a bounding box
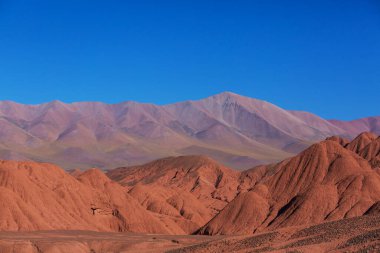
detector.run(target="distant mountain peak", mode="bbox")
[0,93,378,170]
[207,91,258,103]
[211,91,243,98]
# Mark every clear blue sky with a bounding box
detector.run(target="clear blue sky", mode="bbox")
[0,0,379,120]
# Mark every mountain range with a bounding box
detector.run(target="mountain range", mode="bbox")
[0,92,378,170]
[0,132,379,252]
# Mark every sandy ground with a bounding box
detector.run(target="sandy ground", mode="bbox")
[2,214,379,253]
[0,230,223,253]
[169,214,380,253]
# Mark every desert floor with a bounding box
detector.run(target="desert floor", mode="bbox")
[1,214,380,253]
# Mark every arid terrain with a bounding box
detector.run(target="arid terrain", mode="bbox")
[2,0,379,250]
[0,131,379,252]
[0,92,379,170]
[1,214,380,253]
[169,214,380,253]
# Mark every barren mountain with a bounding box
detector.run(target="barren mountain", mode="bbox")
[2,132,376,236]
[329,116,380,136]
[344,132,380,169]
[345,132,378,153]
[197,133,380,235]
[0,132,380,253]
[0,160,173,233]
[0,92,376,170]
[105,132,380,238]
[0,156,239,235]
[107,155,240,234]
[358,136,380,169]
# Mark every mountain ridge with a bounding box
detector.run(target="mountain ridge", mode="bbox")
[0,92,378,170]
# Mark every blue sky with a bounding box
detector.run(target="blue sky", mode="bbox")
[0,0,379,120]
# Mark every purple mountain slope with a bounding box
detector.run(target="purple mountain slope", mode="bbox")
[0,92,376,170]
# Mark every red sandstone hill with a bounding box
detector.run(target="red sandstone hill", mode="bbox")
[358,137,380,169]
[345,132,380,169]
[106,132,380,236]
[107,155,240,234]
[197,133,380,235]
[0,161,173,233]
[0,132,380,240]
[345,132,378,153]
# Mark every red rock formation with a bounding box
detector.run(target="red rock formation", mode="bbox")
[325,135,350,146]
[346,132,378,153]
[198,138,380,235]
[359,137,380,169]
[0,161,171,233]
[107,155,240,234]
[1,132,380,238]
